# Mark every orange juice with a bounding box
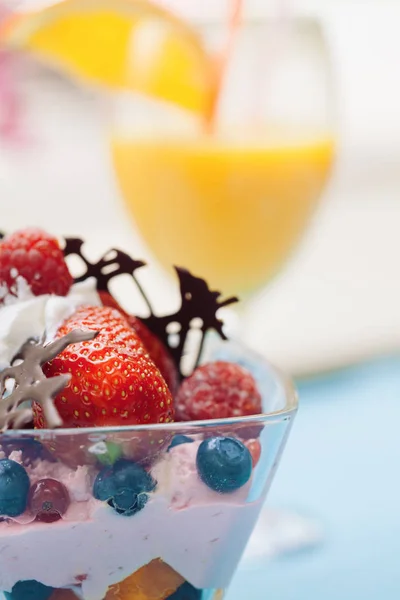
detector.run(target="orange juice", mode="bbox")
[111,134,334,296]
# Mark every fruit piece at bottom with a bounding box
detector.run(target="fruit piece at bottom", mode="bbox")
[0,0,214,115]
[175,361,262,422]
[0,459,30,517]
[166,581,203,600]
[4,580,54,600]
[196,437,252,493]
[49,590,80,600]
[105,558,185,600]
[0,227,72,300]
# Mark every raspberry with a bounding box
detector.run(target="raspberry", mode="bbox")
[175,361,262,421]
[0,228,73,299]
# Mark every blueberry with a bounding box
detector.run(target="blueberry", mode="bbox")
[4,580,54,600]
[196,437,252,493]
[0,459,30,517]
[166,582,202,600]
[167,435,194,451]
[93,459,156,516]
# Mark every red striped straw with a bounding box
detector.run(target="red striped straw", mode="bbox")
[207,0,243,129]
[210,0,292,130]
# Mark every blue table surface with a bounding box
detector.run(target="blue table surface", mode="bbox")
[227,355,400,600]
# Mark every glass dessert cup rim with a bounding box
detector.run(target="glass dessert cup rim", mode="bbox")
[0,363,297,439]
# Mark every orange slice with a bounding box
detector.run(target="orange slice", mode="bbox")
[1,0,214,114]
[105,558,185,600]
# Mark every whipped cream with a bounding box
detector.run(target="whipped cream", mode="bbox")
[0,278,101,369]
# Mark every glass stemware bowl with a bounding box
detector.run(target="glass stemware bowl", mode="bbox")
[110,13,335,299]
[0,339,297,600]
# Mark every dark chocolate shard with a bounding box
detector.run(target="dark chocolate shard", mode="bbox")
[0,232,238,379]
[142,267,238,373]
[63,237,151,312]
[0,329,98,431]
[63,237,238,377]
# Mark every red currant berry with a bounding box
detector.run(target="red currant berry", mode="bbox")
[28,478,70,523]
[245,439,262,467]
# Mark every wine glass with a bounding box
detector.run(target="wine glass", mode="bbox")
[110,7,335,301]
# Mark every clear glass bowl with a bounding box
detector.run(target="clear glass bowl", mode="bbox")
[0,340,297,600]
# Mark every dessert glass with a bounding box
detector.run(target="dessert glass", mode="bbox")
[0,340,297,600]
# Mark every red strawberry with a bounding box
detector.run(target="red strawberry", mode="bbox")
[34,305,174,464]
[99,291,179,395]
[34,305,174,428]
[175,361,262,422]
[128,317,179,395]
[0,228,72,300]
[98,290,122,313]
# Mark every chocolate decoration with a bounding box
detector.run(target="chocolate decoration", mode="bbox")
[63,238,150,310]
[0,231,238,377]
[0,329,98,431]
[63,237,238,377]
[142,267,238,372]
